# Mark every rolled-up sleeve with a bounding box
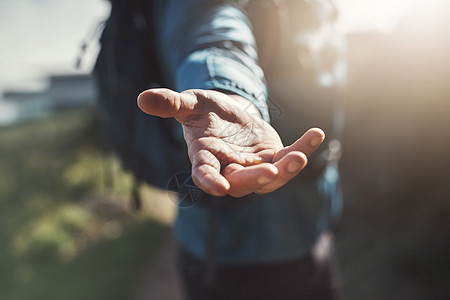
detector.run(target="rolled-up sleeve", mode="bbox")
[154,0,269,122]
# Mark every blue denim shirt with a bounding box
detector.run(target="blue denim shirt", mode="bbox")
[154,0,270,122]
[153,0,344,264]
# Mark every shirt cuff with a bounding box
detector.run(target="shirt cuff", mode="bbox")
[175,48,270,122]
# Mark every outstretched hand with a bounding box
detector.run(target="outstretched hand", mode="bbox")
[137,88,325,198]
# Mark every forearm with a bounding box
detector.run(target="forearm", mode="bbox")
[153,0,270,122]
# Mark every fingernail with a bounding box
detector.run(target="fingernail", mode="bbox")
[287,161,302,173]
[253,156,264,164]
[257,176,272,185]
[310,136,323,147]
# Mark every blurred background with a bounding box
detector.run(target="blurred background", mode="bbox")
[0,0,449,299]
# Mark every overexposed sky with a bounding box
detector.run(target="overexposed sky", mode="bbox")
[0,0,426,95]
[337,0,416,32]
[0,0,110,92]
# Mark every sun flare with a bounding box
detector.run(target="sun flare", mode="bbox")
[338,0,444,33]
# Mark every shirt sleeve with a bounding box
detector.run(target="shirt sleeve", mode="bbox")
[153,0,270,122]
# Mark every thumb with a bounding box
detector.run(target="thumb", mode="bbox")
[273,128,325,162]
[137,88,197,121]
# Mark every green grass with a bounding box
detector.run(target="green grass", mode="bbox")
[0,110,169,300]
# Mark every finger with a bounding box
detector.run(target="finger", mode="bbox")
[220,150,276,167]
[137,88,197,121]
[198,139,272,167]
[256,151,307,194]
[191,149,230,196]
[273,128,325,162]
[256,149,276,163]
[223,163,278,198]
[225,152,266,166]
[222,163,244,177]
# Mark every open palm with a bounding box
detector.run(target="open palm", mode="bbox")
[138,88,324,197]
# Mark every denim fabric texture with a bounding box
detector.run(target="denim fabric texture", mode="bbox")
[152,0,345,264]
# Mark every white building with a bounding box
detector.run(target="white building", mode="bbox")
[1,73,97,125]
